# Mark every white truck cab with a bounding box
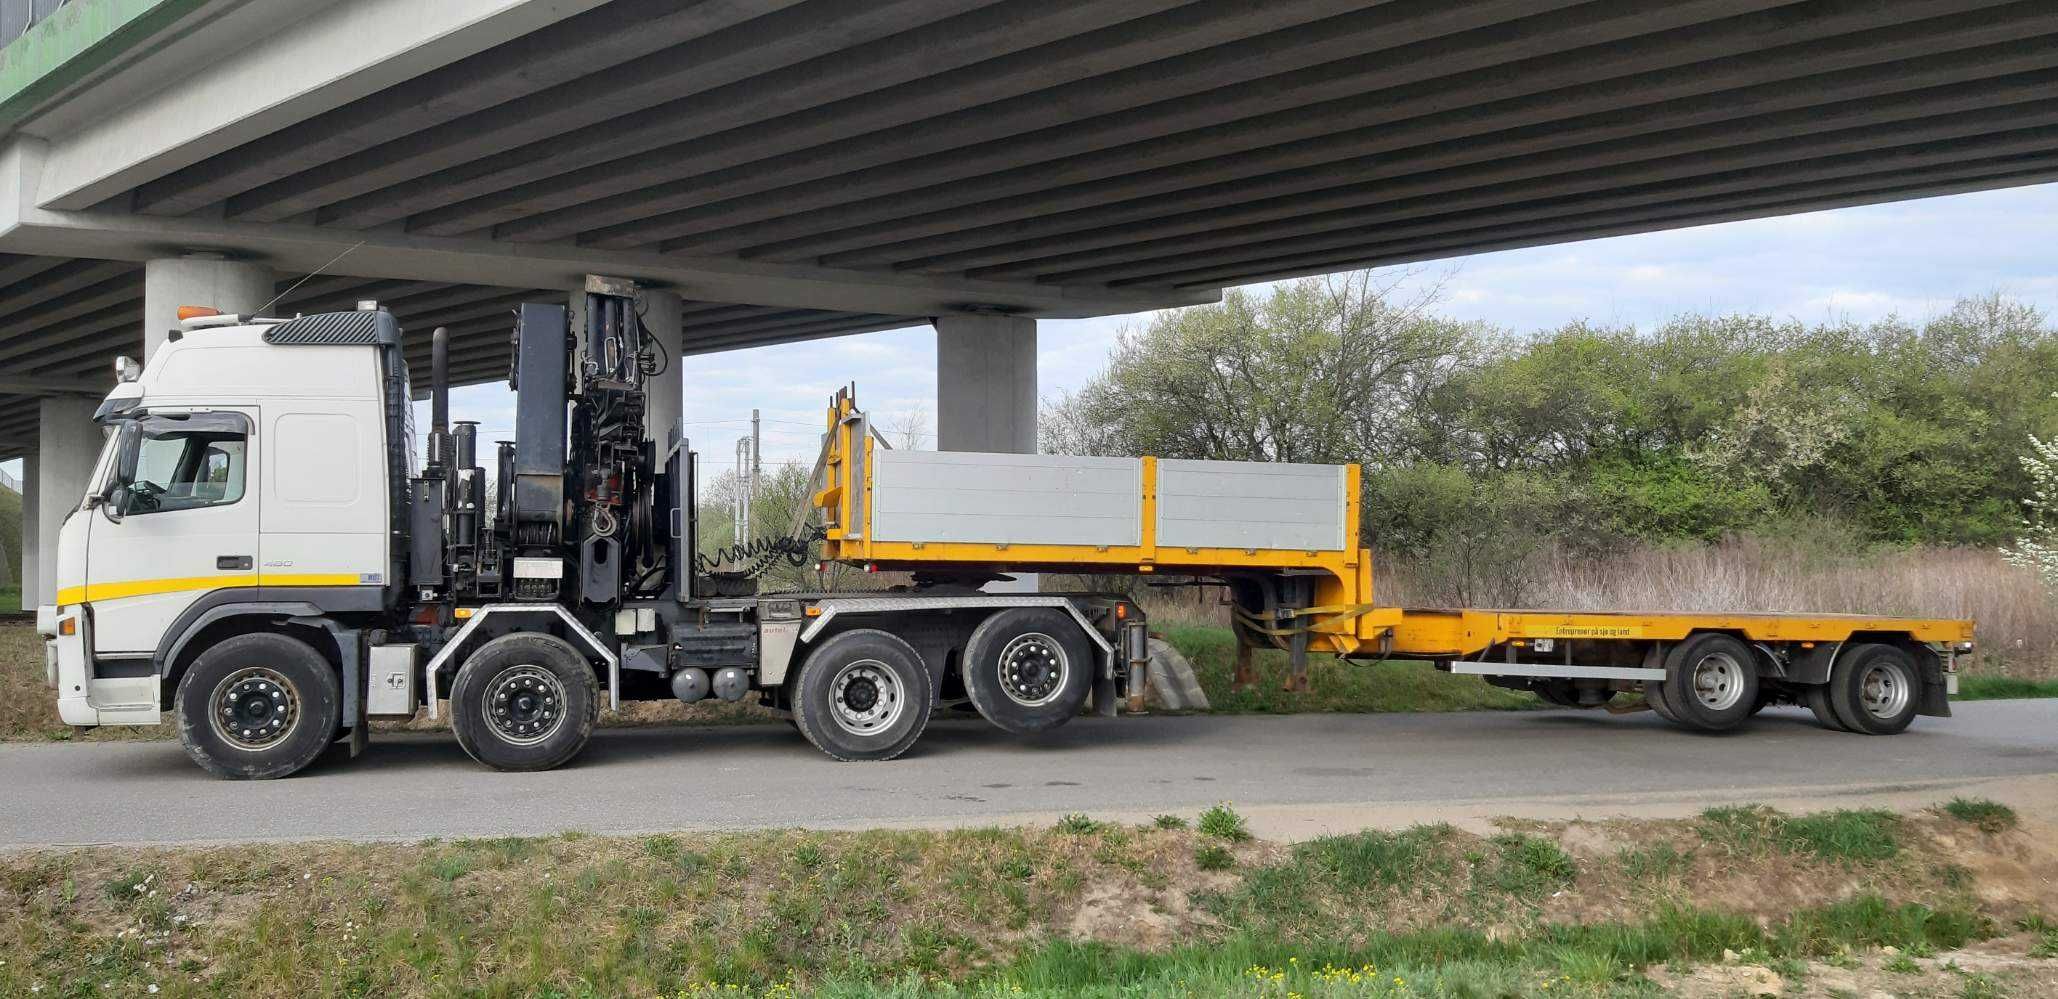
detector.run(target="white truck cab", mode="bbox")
[41,309,403,731]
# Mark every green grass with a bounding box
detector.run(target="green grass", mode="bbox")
[1957,674,2058,700]
[1696,806,1902,864]
[986,895,1987,999]
[0,802,2019,998]
[1162,624,1539,714]
[0,582,19,612]
[1940,798,2019,833]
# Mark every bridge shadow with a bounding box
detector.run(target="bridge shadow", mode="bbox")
[297,713,1211,776]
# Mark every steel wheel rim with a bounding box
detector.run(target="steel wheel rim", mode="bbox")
[211,666,301,751]
[997,633,1069,708]
[1690,652,1747,712]
[1859,661,1911,720]
[484,665,568,747]
[829,658,905,736]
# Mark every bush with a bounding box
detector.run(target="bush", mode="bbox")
[1197,804,1251,843]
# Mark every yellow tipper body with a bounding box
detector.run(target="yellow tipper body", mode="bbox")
[810,390,1974,661]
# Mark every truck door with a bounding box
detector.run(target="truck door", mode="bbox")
[85,409,260,654]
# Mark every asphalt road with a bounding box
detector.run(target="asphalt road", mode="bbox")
[4,701,2055,848]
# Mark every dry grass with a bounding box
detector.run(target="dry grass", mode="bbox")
[2,799,2051,997]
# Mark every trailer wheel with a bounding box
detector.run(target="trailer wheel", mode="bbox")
[1640,682,1675,722]
[1802,683,1849,732]
[960,608,1095,735]
[1825,643,1920,735]
[449,634,598,772]
[174,632,341,780]
[1658,633,1759,732]
[792,629,933,762]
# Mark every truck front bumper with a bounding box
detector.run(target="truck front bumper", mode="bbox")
[39,604,157,727]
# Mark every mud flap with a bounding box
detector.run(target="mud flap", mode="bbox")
[1092,651,1118,717]
[1914,647,1952,718]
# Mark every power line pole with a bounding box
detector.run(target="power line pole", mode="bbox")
[751,408,762,498]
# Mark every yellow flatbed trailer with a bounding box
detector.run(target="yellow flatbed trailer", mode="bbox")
[810,390,1973,735]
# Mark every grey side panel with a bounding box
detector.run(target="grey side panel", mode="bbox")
[870,450,1141,546]
[1156,459,1347,552]
[1452,662,1666,681]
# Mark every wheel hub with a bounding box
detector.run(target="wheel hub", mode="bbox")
[484,665,567,746]
[829,659,903,736]
[211,667,300,751]
[1860,662,1910,719]
[1690,652,1745,712]
[997,633,1069,708]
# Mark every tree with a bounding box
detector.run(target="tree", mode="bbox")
[2003,413,2058,592]
[1041,270,1479,465]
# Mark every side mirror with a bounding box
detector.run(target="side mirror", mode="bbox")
[96,486,127,524]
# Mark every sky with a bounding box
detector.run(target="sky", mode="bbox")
[6,181,2056,485]
[641,180,2058,474]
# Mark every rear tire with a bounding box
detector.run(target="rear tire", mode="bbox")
[175,632,341,780]
[1658,633,1760,732]
[450,634,598,772]
[792,629,933,762]
[1826,643,1920,735]
[1803,683,1848,731]
[961,608,1095,735]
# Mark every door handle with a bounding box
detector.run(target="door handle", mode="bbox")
[217,555,254,570]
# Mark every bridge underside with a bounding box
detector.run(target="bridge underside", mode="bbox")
[2,0,2058,449]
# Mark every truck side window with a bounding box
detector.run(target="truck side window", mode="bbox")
[119,415,249,515]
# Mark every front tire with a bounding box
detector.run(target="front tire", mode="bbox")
[961,608,1095,735]
[791,629,933,761]
[175,632,341,780]
[450,634,598,772]
[1826,643,1920,735]
[1658,633,1760,732]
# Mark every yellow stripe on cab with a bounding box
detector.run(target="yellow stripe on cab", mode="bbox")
[54,573,370,607]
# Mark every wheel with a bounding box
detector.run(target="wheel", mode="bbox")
[791,629,933,762]
[1802,683,1848,731]
[1643,673,1680,723]
[1825,643,1920,735]
[449,634,598,772]
[1658,633,1760,732]
[961,608,1095,735]
[174,632,341,779]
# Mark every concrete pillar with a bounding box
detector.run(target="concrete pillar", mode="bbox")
[34,396,101,605]
[640,289,684,455]
[934,314,1037,454]
[143,254,274,362]
[935,314,1038,592]
[18,456,36,610]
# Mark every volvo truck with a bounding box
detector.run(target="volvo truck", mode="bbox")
[38,279,1974,779]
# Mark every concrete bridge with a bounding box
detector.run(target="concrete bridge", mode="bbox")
[5,0,2057,606]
